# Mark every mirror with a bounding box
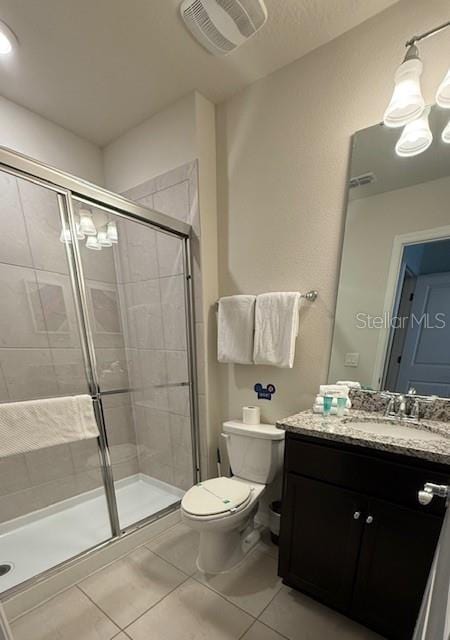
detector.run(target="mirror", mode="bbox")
[329,105,450,397]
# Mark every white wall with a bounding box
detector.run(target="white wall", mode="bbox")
[103,93,197,194]
[216,0,450,425]
[0,96,103,185]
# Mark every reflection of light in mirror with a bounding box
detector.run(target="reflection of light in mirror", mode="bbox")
[384,49,425,128]
[85,235,102,251]
[79,208,97,236]
[97,228,112,247]
[441,120,450,144]
[395,107,432,157]
[0,20,17,55]
[59,228,72,244]
[106,221,118,243]
[436,68,450,109]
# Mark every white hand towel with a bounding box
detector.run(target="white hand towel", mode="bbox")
[253,292,301,368]
[218,295,256,364]
[0,395,99,458]
[336,381,361,389]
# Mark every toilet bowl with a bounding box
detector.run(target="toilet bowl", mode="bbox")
[181,420,284,574]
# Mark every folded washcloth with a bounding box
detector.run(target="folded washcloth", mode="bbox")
[315,395,351,409]
[319,384,350,398]
[336,381,361,389]
[0,395,99,458]
[253,292,301,368]
[313,404,349,416]
[218,295,256,364]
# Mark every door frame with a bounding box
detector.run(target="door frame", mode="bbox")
[372,225,450,390]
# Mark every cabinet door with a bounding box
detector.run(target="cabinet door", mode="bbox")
[279,474,366,611]
[352,498,442,640]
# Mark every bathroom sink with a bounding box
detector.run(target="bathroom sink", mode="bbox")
[342,419,445,442]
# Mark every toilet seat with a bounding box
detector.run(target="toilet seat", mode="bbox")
[182,477,252,518]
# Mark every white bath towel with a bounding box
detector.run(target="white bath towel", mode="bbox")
[218,295,256,364]
[336,380,361,390]
[0,395,99,458]
[253,292,301,368]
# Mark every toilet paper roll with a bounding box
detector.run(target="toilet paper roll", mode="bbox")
[243,406,260,425]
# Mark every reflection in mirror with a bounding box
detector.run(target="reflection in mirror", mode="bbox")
[329,105,450,397]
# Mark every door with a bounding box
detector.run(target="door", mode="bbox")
[279,474,366,611]
[397,272,450,396]
[352,498,442,640]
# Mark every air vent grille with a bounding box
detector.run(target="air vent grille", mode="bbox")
[183,0,235,54]
[180,0,267,56]
[349,172,377,188]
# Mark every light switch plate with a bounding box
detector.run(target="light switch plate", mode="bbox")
[344,352,359,367]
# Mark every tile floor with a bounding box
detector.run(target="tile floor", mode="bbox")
[9,522,384,640]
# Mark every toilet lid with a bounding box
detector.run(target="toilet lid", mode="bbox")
[182,477,251,517]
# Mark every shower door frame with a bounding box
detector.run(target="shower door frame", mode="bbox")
[0,145,201,598]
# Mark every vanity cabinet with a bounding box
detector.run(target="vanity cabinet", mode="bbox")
[278,432,448,640]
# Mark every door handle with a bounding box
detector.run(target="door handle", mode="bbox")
[366,515,374,524]
[353,511,361,520]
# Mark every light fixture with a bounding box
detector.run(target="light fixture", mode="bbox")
[78,208,97,236]
[106,221,118,244]
[395,106,432,157]
[384,45,425,128]
[436,68,450,108]
[59,228,72,244]
[97,229,112,247]
[85,235,102,251]
[442,119,450,144]
[0,20,17,55]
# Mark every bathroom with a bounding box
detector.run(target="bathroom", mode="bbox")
[0,0,449,638]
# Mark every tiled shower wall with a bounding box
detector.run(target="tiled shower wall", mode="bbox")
[122,161,207,485]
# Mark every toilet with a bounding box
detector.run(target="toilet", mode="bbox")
[181,420,285,574]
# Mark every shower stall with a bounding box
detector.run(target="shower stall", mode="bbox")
[0,147,200,596]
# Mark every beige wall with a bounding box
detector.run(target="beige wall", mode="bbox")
[329,175,450,389]
[215,0,450,427]
[0,96,104,185]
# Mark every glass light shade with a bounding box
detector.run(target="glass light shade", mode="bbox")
[75,223,85,240]
[59,228,72,244]
[395,107,432,157]
[0,21,17,55]
[106,221,118,244]
[79,209,97,236]
[384,58,425,128]
[97,229,112,247]
[85,235,102,251]
[436,68,450,109]
[442,120,450,144]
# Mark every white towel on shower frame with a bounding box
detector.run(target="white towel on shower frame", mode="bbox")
[0,394,99,458]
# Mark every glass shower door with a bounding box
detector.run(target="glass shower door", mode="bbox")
[0,170,111,594]
[71,199,196,530]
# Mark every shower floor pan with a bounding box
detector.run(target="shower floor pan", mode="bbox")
[0,474,184,593]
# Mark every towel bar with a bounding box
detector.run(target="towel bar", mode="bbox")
[215,290,318,309]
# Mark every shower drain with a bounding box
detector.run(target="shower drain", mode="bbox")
[0,563,13,577]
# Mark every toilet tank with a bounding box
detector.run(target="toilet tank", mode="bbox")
[222,421,285,484]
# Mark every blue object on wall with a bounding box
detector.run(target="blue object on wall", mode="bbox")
[254,383,276,400]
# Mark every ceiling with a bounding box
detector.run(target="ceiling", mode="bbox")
[0,0,398,146]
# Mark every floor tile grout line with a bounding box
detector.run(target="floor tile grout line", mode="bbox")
[122,575,191,632]
[255,581,285,623]
[189,572,260,621]
[75,585,122,632]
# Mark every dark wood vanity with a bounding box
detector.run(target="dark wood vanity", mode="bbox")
[278,430,449,640]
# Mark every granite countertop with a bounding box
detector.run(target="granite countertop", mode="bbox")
[277,409,450,465]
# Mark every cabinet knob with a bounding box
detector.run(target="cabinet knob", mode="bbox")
[353,511,361,520]
[366,515,374,524]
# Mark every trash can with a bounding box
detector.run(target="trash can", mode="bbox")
[269,500,282,545]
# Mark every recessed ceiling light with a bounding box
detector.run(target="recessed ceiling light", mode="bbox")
[0,20,17,55]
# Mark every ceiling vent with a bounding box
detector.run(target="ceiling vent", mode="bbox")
[180,0,268,56]
[349,172,377,189]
